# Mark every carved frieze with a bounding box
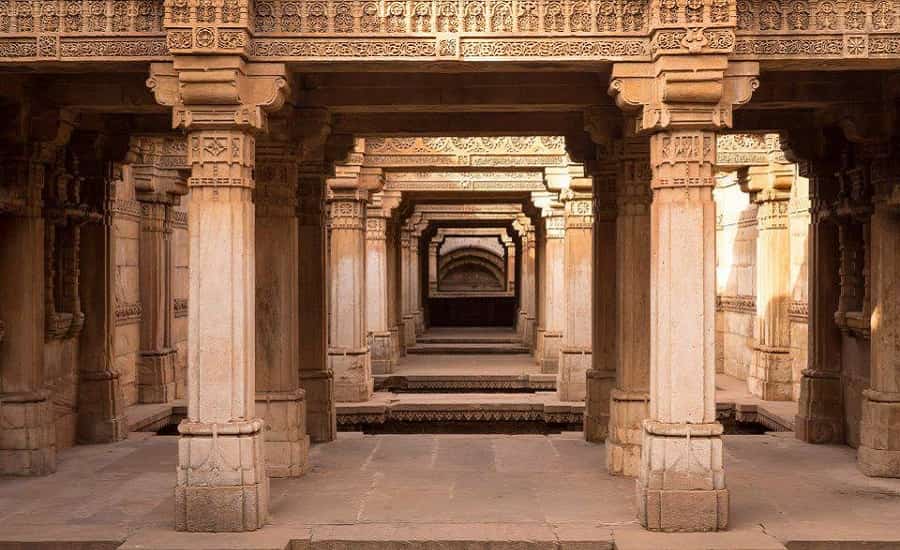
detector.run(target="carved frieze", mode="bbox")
[385,170,546,191]
[115,301,143,325]
[716,294,757,313]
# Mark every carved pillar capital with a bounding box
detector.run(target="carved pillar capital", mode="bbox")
[609,59,759,133]
[147,60,290,132]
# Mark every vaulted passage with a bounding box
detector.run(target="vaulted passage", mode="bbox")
[2,2,900,544]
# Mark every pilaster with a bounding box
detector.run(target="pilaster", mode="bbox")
[609,20,759,528]
[147,58,290,532]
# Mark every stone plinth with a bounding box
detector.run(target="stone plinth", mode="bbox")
[300,369,336,443]
[0,391,56,476]
[584,369,616,441]
[558,347,592,401]
[330,349,373,402]
[255,389,309,478]
[538,331,563,374]
[175,419,269,532]
[606,389,649,477]
[369,331,394,375]
[138,349,177,404]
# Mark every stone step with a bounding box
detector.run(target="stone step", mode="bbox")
[374,373,556,392]
[337,392,583,429]
[416,336,522,344]
[407,343,531,354]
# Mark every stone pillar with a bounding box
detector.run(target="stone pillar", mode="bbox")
[796,163,845,444]
[610,56,759,531]
[412,222,427,334]
[747,155,795,401]
[428,238,440,295]
[0,156,55,476]
[584,148,618,443]
[132,140,186,404]
[514,217,536,348]
[254,130,308,478]
[386,215,403,361]
[504,237,516,293]
[557,186,594,402]
[78,170,128,445]
[148,60,290,532]
[859,161,900,477]
[538,205,565,373]
[297,110,336,443]
[367,191,400,375]
[327,151,373,402]
[400,224,416,347]
[607,139,652,475]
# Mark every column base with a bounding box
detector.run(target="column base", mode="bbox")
[299,370,336,443]
[583,369,615,442]
[538,331,562,373]
[534,327,545,364]
[524,316,536,350]
[415,310,425,335]
[255,389,309,478]
[557,347,592,401]
[369,331,395,375]
[175,419,269,532]
[858,390,900,477]
[77,369,127,444]
[748,347,793,401]
[403,315,417,347]
[637,420,728,532]
[795,369,844,444]
[606,389,649,476]
[0,391,56,476]
[138,348,177,404]
[329,348,373,402]
[390,325,403,359]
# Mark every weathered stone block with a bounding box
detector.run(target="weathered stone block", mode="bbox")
[859,396,900,477]
[584,369,615,442]
[138,349,177,404]
[256,389,310,478]
[748,348,793,401]
[539,331,563,374]
[369,331,394,375]
[557,348,592,401]
[300,370,336,443]
[606,390,649,477]
[175,421,269,532]
[329,349,373,402]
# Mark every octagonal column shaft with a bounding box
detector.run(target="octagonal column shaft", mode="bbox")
[327,186,372,402]
[367,210,394,374]
[637,130,726,532]
[537,209,565,373]
[176,129,268,532]
[558,194,594,401]
[585,160,617,443]
[606,141,651,475]
[298,162,336,443]
[859,200,900,477]
[254,141,308,478]
[401,227,416,348]
[0,158,55,476]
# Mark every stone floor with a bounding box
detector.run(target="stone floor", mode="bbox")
[1,431,899,549]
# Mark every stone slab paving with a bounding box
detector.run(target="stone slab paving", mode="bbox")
[1,431,899,549]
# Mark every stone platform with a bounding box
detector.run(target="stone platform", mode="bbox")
[1,432,899,549]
